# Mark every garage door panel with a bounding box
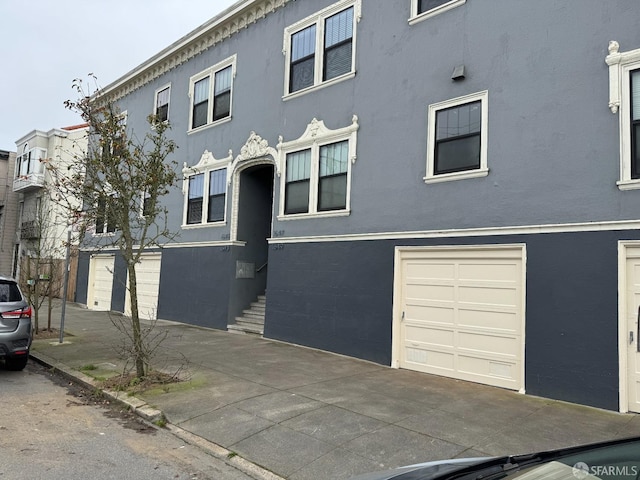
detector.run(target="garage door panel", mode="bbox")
[397,246,525,392]
[405,324,454,347]
[125,254,161,321]
[406,305,454,324]
[406,347,454,371]
[406,262,455,280]
[406,283,455,302]
[458,309,518,332]
[458,331,519,357]
[458,285,518,306]
[458,262,518,282]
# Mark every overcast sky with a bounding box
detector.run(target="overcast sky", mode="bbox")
[0,0,240,150]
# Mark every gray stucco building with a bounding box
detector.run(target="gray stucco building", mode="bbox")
[75,0,640,412]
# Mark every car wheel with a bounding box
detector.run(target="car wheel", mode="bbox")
[5,355,28,371]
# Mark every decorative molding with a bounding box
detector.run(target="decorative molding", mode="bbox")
[182,149,233,194]
[99,0,290,103]
[229,132,279,184]
[605,40,640,114]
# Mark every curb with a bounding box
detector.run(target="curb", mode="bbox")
[29,351,285,480]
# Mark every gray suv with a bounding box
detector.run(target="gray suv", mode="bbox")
[0,276,32,371]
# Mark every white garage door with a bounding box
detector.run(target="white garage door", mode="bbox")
[394,245,525,391]
[88,255,114,311]
[124,253,162,320]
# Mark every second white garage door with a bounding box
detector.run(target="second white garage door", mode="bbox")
[124,253,162,321]
[393,245,525,391]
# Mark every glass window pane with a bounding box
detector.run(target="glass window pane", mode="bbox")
[214,66,232,94]
[290,57,315,93]
[436,101,481,140]
[285,180,310,214]
[157,87,170,107]
[318,174,347,211]
[632,70,640,121]
[193,102,208,128]
[324,41,352,81]
[209,169,226,195]
[187,199,203,224]
[435,135,481,174]
[292,25,316,62]
[213,91,230,121]
[208,194,225,222]
[194,77,209,104]
[632,123,640,178]
[325,7,353,48]
[320,141,348,176]
[286,150,311,182]
[188,174,204,199]
[156,103,169,122]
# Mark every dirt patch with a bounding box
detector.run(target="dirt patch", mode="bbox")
[99,370,181,395]
[32,362,157,435]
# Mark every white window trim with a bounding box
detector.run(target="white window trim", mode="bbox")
[187,55,236,134]
[409,0,466,26]
[153,83,171,123]
[277,115,358,220]
[606,41,640,190]
[282,0,361,100]
[181,149,232,228]
[424,90,489,184]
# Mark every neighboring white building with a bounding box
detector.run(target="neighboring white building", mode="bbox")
[13,124,88,291]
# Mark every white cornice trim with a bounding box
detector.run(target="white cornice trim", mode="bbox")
[266,219,640,244]
[99,0,290,103]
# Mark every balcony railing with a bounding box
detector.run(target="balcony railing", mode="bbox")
[13,172,45,192]
[20,220,39,239]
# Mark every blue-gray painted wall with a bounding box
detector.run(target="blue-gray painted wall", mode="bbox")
[113,0,640,241]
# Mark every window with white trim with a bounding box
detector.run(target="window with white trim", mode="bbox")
[188,55,236,131]
[606,42,640,190]
[284,0,360,97]
[16,144,46,178]
[425,91,488,183]
[410,0,466,24]
[182,150,231,226]
[278,116,358,219]
[154,84,170,123]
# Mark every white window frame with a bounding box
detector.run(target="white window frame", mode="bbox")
[181,150,232,228]
[277,115,358,220]
[409,0,466,25]
[188,55,236,133]
[153,83,171,123]
[16,144,46,178]
[424,90,489,184]
[282,0,361,100]
[606,41,640,190]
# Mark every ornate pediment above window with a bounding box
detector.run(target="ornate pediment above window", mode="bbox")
[228,131,279,184]
[182,149,233,193]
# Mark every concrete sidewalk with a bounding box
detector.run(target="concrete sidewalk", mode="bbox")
[30,303,640,480]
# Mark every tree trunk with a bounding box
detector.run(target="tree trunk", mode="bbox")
[127,262,146,379]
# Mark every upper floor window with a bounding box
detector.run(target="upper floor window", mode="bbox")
[410,0,466,25]
[424,90,488,184]
[95,193,117,235]
[188,55,236,132]
[278,116,358,219]
[182,150,232,226]
[606,42,640,190]
[16,144,46,178]
[284,0,360,97]
[154,85,170,123]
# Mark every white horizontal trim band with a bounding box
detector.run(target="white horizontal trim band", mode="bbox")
[267,219,640,244]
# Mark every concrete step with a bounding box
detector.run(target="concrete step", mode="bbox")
[235,315,264,326]
[242,310,265,319]
[228,324,263,336]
